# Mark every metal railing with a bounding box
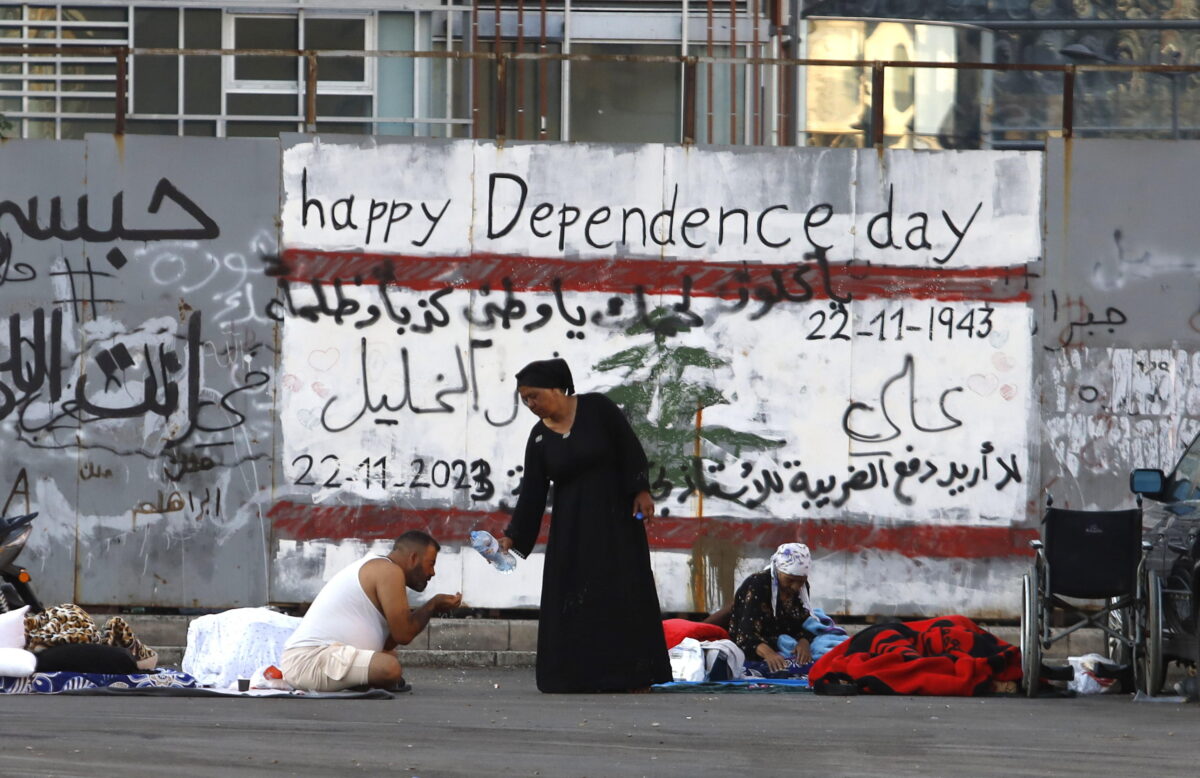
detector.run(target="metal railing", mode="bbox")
[2,44,1198,145]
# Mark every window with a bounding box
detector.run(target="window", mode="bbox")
[0,4,129,139]
[222,12,373,136]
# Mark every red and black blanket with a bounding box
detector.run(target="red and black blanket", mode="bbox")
[808,615,1022,696]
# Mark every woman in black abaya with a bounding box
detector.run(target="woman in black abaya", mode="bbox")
[499,358,671,692]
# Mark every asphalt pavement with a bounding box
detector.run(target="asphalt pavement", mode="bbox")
[1,667,1196,777]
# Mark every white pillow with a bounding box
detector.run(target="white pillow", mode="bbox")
[0,606,29,649]
[0,647,36,677]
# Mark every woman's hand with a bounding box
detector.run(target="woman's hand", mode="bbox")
[497,535,514,553]
[757,643,788,673]
[796,637,812,664]
[632,490,655,523]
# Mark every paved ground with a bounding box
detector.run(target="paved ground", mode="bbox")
[1,667,1196,777]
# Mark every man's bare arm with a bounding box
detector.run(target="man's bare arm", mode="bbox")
[375,565,462,645]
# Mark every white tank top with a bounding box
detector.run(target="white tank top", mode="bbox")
[284,555,391,651]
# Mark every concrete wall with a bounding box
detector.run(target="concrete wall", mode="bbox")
[0,133,1179,618]
[0,136,279,608]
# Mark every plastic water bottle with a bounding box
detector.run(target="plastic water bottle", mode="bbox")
[777,634,798,658]
[470,531,516,573]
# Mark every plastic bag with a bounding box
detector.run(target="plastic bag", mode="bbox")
[1066,653,1123,695]
[249,663,294,691]
[668,637,706,682]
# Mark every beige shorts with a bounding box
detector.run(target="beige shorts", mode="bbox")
[280,643,376,692]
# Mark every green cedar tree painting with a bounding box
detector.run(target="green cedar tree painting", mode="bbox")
[594,306,785,507]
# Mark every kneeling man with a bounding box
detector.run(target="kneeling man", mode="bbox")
[281,530,462,691]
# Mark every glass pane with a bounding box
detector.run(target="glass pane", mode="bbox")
[60,118,113,138]
[805,20,868,148]
[305,18,366,82]
[378,12,414,136]
[62,27,128,42]
[28,119,55,138]
[184,9,220,48]
[127,119,177,135]
[62,97,115,114]
[0,79,20,90]
[234,17,297,81]
[60,80,104,93]
[29,97,55,112]
[569,44,679,144]
[0,8,20,21]
[227,92,298,117]
[316,93,370,117]
[183,120,215,136]
[134,8,178,48]
[184,55,220,114]
[64,7,128,24]
[470,42,561,141]
[61,62,118,76]
[315,121,369,135]
[0,26,21,38]
[688,43,747,145]
[0,97,20,112]
[134,55,177,113]
[226,120,296,137]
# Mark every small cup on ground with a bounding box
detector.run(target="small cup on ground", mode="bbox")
[237,678,250,692]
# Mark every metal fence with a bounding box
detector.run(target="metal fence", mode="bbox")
[2,44,1198,146]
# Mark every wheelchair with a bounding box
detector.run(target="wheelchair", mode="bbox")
[1020,497,1162,697]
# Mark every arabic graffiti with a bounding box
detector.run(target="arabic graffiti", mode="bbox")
[0,308,272,457]
[0,178,220,243]
[130,487,222,522]
[842,355,964,449]
[1047,290,1129,348]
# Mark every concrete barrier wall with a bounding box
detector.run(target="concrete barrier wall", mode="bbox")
[0,134,1177,618]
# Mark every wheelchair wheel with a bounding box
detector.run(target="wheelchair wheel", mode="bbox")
[1106,598,1133,667]
[1136,572,1166,696]
[1021,571,1041,697]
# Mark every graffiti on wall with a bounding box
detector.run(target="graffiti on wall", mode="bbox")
[273,141,1040,531]
[0,138,280,606]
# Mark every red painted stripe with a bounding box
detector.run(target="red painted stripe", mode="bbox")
[268,501,1037,559]
[274,249,1032,303]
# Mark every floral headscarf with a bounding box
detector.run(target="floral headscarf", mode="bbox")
[767,543,812,616]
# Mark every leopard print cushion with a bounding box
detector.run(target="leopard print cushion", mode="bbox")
[24,603,155,660]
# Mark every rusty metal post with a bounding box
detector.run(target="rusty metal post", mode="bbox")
[496,54,508,142]
[683,58,697,144]
[871,61,885,147]
[115,46,128,135]
[305,52,318,132]
[1062,65,1075,140]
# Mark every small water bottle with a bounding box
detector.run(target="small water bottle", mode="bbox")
[470,530,516,573]
[776,634,798,658]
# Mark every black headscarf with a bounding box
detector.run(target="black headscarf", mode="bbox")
[515,358,575,395]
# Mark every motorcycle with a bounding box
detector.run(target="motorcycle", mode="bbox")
[0,512,43,613]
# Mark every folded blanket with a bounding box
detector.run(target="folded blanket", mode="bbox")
[809,615,1021,697]
[743,658,813,679]
[802,608,850,661]
[662,619,730,650]
[0,668,198,694]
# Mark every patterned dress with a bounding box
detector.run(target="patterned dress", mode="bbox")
[728,570,814,658]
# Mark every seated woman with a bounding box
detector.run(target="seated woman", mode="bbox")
[729,543,816,676]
